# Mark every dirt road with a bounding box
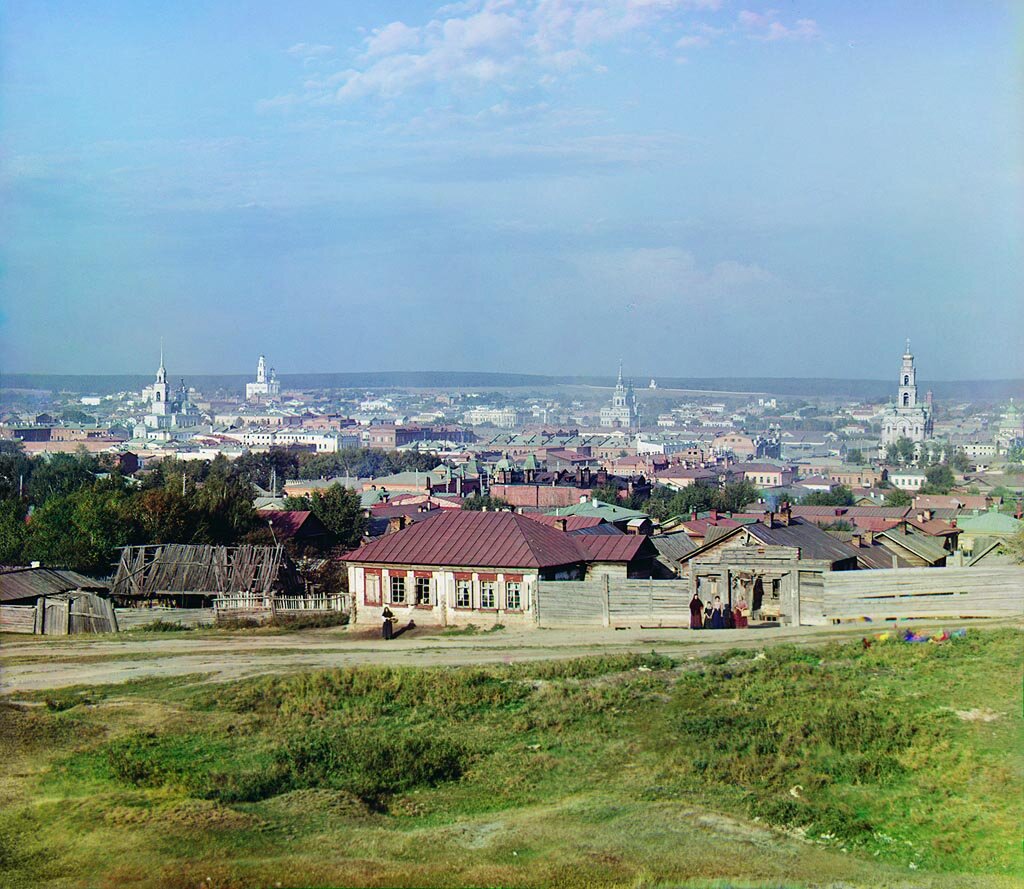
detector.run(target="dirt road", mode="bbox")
[2,619,1019,693]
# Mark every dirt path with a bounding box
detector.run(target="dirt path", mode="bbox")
[3,618,1020,693]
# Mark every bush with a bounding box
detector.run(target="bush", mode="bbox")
[278,726,469,807]
[134,619,194,633]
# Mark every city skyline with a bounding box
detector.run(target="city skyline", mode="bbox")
[2,1,1022,377]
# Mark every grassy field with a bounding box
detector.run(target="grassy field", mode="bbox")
[0,627,1021,889]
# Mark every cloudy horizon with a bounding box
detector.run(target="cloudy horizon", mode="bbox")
[2,1,1021,378]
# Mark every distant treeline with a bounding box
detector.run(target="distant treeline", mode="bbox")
[2,371,1022,401]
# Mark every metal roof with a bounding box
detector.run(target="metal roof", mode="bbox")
[340,510,589,569]
[574,535,651,563]
[745,518,861,565]
[0,568,109,604]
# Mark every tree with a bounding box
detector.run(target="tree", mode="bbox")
[26,452,99,505]
[24,481,141,575]
[590,484,622,504]
[0,442,32,500]
[922,464,955,494]
[950,449,970,473]
[0,497,28,564]
[896,437,917,464]
[461,494,511,512]
[191,464,258,545]
[306,484,367,550]
[714,479,760,513]
[136,488,196,543]
[1005,528,1024,565]
[844,448,863,465]
[885,488,912,507]
[802,486,854,507]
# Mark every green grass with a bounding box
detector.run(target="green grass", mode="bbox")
[1,630,1021,888]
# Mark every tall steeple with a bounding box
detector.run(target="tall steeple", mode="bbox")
[156,338,167,384]
[898,339,917,409]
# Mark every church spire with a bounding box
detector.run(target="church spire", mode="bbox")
[617,360,623,387]
[156,338,167,384]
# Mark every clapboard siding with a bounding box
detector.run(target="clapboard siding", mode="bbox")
[822,567,1024,621]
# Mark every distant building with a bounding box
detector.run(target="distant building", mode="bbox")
[136,344,201,437]
[246,354,281,402]
[996,400,1023,449]
[879,340,933,456]
[600,363,639,431]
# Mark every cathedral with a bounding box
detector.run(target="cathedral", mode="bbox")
[878,340,933,456]
[135,344,201,439]
[246,354,281,403]
[600,363,640,432]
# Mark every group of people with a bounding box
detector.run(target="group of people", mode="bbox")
[689,592,749,630]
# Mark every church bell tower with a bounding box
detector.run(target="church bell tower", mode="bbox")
[898,339,917,408]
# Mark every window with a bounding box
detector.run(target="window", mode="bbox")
[506,581,522,610]
[480,581,496,610]
[456,579,472,608]
[390,575,406,605]
[414,576,432,606]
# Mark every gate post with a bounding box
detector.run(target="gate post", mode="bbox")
[602,575,611,627]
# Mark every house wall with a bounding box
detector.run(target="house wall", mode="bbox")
[347,563,540,628]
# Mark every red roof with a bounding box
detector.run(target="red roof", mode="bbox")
[257,510,325,539]
[523,514,606,531]
[340,510,590,569]
[575,535,648,562]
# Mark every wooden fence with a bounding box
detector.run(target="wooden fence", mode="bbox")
[0,593,118,635]
[536,578,690,628]
[114,607,215,630]
[821,566,1024,622]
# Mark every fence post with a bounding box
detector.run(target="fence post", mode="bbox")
[602,575,611,627]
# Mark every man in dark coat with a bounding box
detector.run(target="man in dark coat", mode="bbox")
[689,592,704,629]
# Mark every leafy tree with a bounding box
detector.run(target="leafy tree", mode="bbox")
[885,488,913,507]
[136,488,196,543]
[590,484,622,504]
[802,486,854,507]
[896,437,917,464]
[24,480,142,575]
[713,479,761,513]
[307,484,367,550]
[461,494,511,511]
[922,464,955,494]
[27,451,99,505]
[1005,528,1024,565]
[191,463,258,545]
[844,448,863,465]
[950,449,971,473]
[233,448,301,491]
[642,484,717,521]
[0,442,32,500]
[0,497,28,564]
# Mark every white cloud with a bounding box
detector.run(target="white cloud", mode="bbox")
[737,10,820,41]
[276,0,749,109]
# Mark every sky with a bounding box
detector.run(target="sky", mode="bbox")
[1,0,1021,380]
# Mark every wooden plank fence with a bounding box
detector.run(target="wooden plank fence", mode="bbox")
[114,608,215,629]
[822,566,1024,622]
[0,604,38,634]
[536,578,690,628]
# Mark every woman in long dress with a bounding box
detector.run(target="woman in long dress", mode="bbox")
[689,592,704,629]
[710,596,726,629]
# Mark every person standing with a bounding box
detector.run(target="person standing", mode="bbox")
[381,606,395,640]
[689,591,704,629]
[734,596,749,629]
[710,595,726,629]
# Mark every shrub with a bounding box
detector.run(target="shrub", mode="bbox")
[278,726,469,807]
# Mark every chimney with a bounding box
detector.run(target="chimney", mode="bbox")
[580,494,588,504]
[709,509,718,521]
[555,517,567,532]
[763,511,774,528]
[851,533,863,548]
[691,509,698,521]
[780,504,792,526]
[865,529,875,545]
[924,508,933,522]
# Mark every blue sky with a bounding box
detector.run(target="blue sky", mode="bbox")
[1,0,1021,379]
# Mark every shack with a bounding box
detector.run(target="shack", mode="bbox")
[0,567,117,634]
